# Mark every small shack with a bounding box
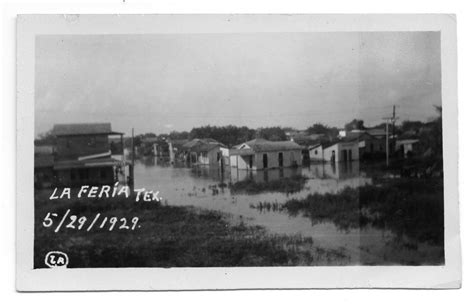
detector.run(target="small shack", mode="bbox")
[312,140,359,163]
[396,138,420,158]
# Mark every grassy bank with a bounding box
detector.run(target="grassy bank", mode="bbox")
[229,175,308,195]
[34,191,337,268]
[281,178,444,246]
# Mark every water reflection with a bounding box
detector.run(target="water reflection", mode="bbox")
[132,157,442,265]
[313,161,361,180]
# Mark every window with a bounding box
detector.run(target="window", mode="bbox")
[314,149,318,154]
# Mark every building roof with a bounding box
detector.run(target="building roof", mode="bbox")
[366,128,386,137]
[396,139,419,145]
[311,138,359,149]
[52,123,123,136]
[53,157,126,170]
[231,139,303,155]
[343,132,375,142]
[183,138,226,152]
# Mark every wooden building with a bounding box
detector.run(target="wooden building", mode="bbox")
[230,139,303,170]
[39,123,128,187]
[182,138,229,167]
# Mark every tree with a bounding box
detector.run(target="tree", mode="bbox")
[169,131,190,140]
[255,127,287,141]
[189,125,256,147]
[35,129,56,145]
[400,120,424,134]
[143,132,157,138]
[306,123,331,135]
[418,106,443,158]
[344,119,365,131]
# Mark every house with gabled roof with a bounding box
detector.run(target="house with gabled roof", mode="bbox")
[182,138,228,167]
[344,132,386,159]
[311,139,359,163]
[229,138,303,170]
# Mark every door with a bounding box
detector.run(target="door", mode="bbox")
[278,152,283,167]
[263,153,268,169]
[342,150,348,162]
[348,149,352,161]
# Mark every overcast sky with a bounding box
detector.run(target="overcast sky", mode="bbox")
[35,32,441,136]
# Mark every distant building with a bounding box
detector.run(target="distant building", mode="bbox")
[45,123,127,187]
[308,143,323,161]
[168,139,189,162]
[366,128,386,139]
[230,138,303,170]
[139,136,169,157]
[396,138,420,158]
[339,129,365,138]
[311,140,359,163]
[182,138,228,167]
[344,132,386,160]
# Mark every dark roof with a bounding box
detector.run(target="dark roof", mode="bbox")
[366,128,386,137]
[233,139,303,153]
[311,138,359,149]
[190,143,222,153]
[53,157,126,170]
[343,132,375,142]
[52,123,123,136]
[168,139,188,150]
[397,134,420,141]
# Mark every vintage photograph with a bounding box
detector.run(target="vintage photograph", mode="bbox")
[32,30,446,268]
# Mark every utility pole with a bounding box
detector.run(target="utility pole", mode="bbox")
[130,128,135,192]
[383,105,399,167]
[392,105,396,137]
[383,118,390,166]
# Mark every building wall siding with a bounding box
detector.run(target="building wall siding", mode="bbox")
[309,146,324,161]
[322,142,359,162]
[55,166,114,187]
[56,135,110,160]
[231,150,302,170]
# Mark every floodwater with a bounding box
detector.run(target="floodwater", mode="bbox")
[132,156,442,265]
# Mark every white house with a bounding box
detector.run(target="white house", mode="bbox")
[308,143,324,161]
[230,139,303,170]
[311,140,359,163]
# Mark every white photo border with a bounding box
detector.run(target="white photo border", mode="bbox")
[16,14,460,291]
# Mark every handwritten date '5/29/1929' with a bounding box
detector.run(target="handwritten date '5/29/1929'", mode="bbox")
[43,184,157,233]
[43,210,141,233]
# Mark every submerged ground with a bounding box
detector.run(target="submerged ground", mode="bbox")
[34,161,444,268]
